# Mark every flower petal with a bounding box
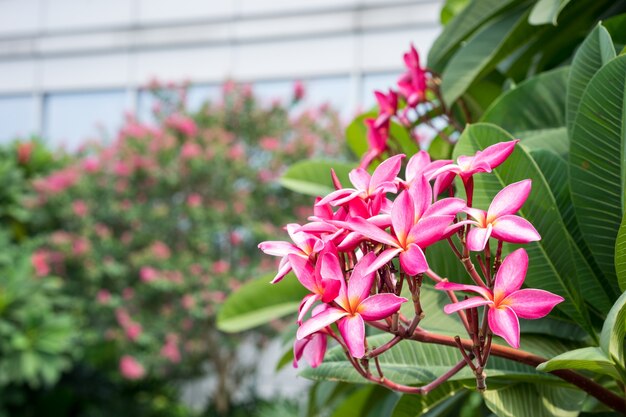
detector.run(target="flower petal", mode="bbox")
[423,197,466,218]
[358,293,407,321]
[443,296,492,314]
[333,217,399,247]
[399,243,429,275]
[491,215,541,244]
[298,294,321,323]
[297,307,349,340]
[408,175,432,220]
[405,151,431,183]
[434,281,493,300]
[258,241,298,257]
[473,140,519,171]
[493,248,528,300]
[370,154,404,193]
[487,180,531,220]
[349,168,371,192]
[338,315,366,358]
[407,215,454,248]
[488,305,520,348]
[302,333,327,368]
[466,224,493,252]
[288,254,317,293]
[503,289,564,319]
[365,248,403,275]
[391,190,414,245]
[348,252,377,306]
[270,257,293,284]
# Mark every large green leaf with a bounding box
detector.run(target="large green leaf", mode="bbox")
[454,124,591,332]
[528,0,572,26]
[481,67,568,135]
[346,111,376,159]
[391,384,466,417]
[569,55,626,297]
[483,383,586,417]
[566,23,616,134]
[599,291,626,369]
[301,334,564,386]
[530,149,614,315]
[280,159,355,197]
[440,8,540,106]
[521,128,569,160]
[216,272,308,333]
[615,213,626,292]
[427,0,522,71]
[536,347,620,380]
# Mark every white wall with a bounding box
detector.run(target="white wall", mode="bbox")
[0,0,443,144]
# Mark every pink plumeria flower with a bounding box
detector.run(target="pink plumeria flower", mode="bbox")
[435,248,563,348]
[293,305,328,368]
[432,140,519,194]
[336,180,462,276]
[296,252,407,358]
[402,150,451,190]
[258,224,325,283]
[373,90,398,129]
[397,44,427,108]
[465,180,541,251]
[317,154,404,207]
[288,252,341,323]
[360,118,389,169]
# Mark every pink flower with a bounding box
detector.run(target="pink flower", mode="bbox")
[293,329,326,368]
[227,144,245,161]
[72,200,89,217]
[259,224,325,283]
[140,266,159,283]
[435,248,563,348]
[260,137,280,151]
[432,140,519,192]
[186,193,202,208]
[166,114,198,137]
[288,251,341,323]
[359,118,389,169]
[181,294,195,310]
[119,355,145,380]
[373,90,398,129]
[125,322,142,341]
[337,179,463,275]
[151,241,171,259]
[97,289,111,304]
[17,142,33,164]
[397,44,427,108]
[212,260,230,274]
[293,80,306,101]
[465,180,541,251]
[82,157,100,173]
[296,253,407,358]
[32,250,50,277]
[317,154,404,207]
[181,142,203,159]
[161,337,181,364]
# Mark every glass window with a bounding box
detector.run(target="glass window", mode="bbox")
[0,95,36,144]
[44,90,129,150]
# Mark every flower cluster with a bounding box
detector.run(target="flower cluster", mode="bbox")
[260,139,563,379]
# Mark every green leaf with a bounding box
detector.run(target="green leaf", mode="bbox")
[454,123,592,332]
[536,347,620,380]
[280,159,355,197]
[216,272,308,333]
[520,128,569,160]
[331,385,399,417]
[529,0,572,26]
[346,112,377,159]
[615,213,626,292]
[569,54,626,297]
[427,0,522,71]
[440,0,470,25]
[566,23,616,134]
[599,291,626,369]
[483,383,586,417]
[391,384,466,417]
[428,137,453,160]
[530,149,614,316]
[440,8,538,106]
[481,67,568,136]
[603,14,626,57]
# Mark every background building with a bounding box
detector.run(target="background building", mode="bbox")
[0,0,442,148]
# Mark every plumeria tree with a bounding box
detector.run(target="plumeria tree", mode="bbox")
[220,2,626,415]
